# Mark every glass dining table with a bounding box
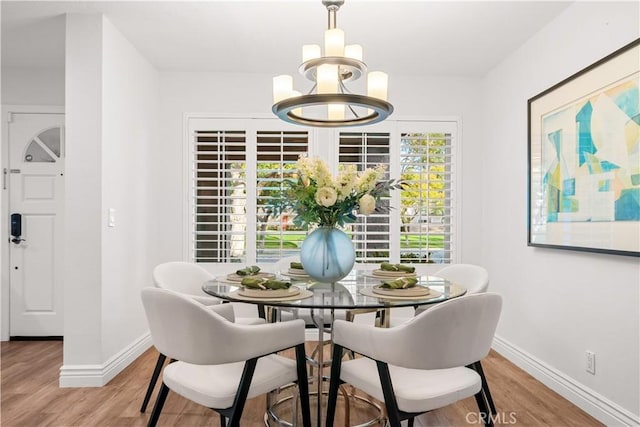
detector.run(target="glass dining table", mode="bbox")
[202,269,467,427]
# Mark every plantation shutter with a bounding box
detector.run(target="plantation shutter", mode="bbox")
[192,130,247,263]
[255,130,309,262]
[399,132,454,264]
[338,132,391,263]
[187,118,458,266]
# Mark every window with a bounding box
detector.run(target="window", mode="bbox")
[187,119,310,263]
[24,127,62,163]
[192,130,247,263]
[339,132,391,263]
[399,132,454,264]
[255,130,308,262]
[187,117,458,266]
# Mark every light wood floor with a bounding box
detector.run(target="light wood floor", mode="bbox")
[1,341,602,426]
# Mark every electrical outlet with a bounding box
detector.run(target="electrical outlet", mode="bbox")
[586,351,596,375]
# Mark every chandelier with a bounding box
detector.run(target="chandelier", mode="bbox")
[272,0,394,127]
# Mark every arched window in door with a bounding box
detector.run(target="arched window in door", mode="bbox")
[24,127,61,163]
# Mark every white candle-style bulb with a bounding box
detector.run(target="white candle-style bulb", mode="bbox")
[302,44,321,63]
[328,104,345,120]
[367,71,388,101]
[317,64,338,94]
[290,90,302,117]
[324,28,345,57]
[273,75,293,103]
[345,44,363,61]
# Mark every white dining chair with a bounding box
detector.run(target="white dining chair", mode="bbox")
[387,263,497,416]
[431,263,490,294]
[385,263,490,325]
[141,287,311,427]
[140,261,264,413]
[326,293,502,427]
[153,261,266,325]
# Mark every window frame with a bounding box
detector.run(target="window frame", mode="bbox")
[331,120,460,272]
[184,114,461,272]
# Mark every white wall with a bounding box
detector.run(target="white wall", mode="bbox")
[1,66,64,106]
[157,71,484,265]
[61,13,158,386]
[64,13,104,367]
[100,17,159,365]
[481,2,639,424]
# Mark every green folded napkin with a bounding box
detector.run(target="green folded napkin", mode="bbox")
[290,262,304,270]
[241,277,292,290]
[380,262,415,273]
[236,265,261,276]
[381,277,418,289]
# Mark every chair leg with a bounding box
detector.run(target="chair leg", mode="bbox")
[475,361,497,416]
[219,414,227,427]
[325,344,344,427]
[376,361,402,427]
[408,418,415,427]
[147,382,170,427]
[295,343,312,427]
[140,353,167,412]
[227,358,258,427]
[473,389,493,427]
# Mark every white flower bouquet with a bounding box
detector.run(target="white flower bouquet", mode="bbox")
[276,156,402,228]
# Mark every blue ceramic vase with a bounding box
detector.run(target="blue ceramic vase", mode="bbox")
[300,226,355,283]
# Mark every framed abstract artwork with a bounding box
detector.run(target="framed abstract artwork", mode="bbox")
[528,39,640,257]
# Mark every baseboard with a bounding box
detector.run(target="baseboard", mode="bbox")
[59,333,152,388]
[492,335,639,426]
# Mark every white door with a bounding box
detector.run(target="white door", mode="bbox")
[9,113,65,337]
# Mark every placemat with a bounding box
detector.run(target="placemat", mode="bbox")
[368,269,417,278]
[229,289,313,302]
[359,287,442,301]
[371,285,430,297]
[280,269,310,279]
[238,287,300,298]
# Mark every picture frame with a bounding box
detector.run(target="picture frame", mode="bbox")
[528,38,640,257]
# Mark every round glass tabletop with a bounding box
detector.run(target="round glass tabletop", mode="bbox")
[202,269,467,310]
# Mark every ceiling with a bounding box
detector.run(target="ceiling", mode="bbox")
[1,1,573,77]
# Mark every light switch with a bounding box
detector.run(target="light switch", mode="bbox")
[108,208,116,228]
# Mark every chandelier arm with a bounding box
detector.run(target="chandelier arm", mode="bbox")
[347,103,360,118]
[338,79,360,117]
[307,82,318,96]
[338,78,352,94]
